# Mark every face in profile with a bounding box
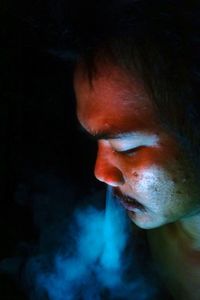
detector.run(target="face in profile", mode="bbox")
[74,61,200,229]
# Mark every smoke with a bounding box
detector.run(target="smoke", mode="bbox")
[19,180,160,300]
[32,206,128,300]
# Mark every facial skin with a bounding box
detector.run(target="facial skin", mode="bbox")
[74,61,200,230]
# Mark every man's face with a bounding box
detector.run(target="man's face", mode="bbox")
[74,62,200,229]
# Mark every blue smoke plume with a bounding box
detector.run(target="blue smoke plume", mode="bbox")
[21,184,160,300]
[2,176,163,300]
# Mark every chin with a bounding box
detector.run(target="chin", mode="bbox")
[127,210,167,230]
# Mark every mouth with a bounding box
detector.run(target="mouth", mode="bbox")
[113,188,145,213]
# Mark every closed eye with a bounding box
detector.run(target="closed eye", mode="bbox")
[115,145,146,155]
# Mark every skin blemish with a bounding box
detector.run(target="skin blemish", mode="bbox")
[133,172,139,177]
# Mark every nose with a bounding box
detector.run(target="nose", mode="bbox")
[94,147,125,187]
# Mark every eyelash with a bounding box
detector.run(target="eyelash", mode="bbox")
[114,146,145,155]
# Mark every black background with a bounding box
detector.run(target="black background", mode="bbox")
[0,1,103,298]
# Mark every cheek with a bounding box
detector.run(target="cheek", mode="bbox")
[126,162,198,216]
[130,167,176,206]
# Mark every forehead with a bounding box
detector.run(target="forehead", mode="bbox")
[74,62,160,135]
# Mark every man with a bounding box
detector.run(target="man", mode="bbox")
[72,1,200,299]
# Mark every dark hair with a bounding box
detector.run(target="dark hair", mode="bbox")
[69,1,200,160]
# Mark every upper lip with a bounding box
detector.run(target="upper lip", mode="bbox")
[112,188,144,211]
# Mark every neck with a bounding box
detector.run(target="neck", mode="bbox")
[178,211,200,249]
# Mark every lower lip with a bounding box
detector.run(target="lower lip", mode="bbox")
[117,197,144,213]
